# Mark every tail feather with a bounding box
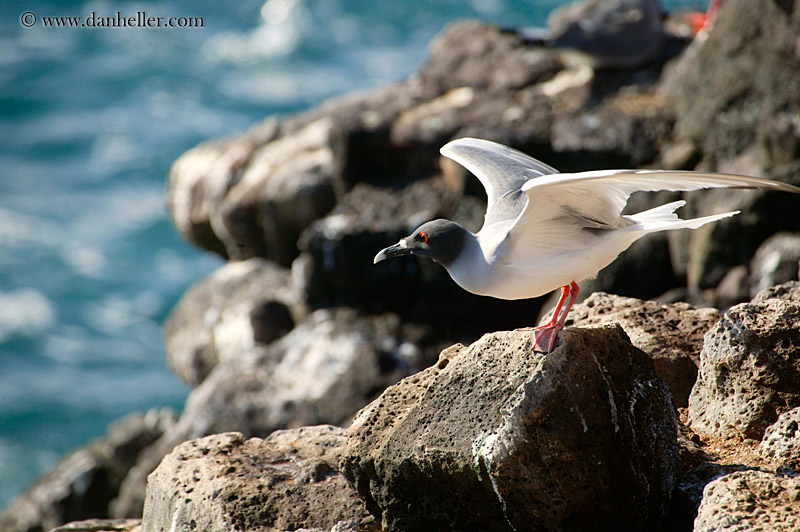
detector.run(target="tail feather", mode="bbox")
[629,200,740,232]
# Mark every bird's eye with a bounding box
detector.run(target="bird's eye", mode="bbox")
[418,231,428,244]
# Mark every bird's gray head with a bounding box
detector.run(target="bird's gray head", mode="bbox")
[374,219,468,267]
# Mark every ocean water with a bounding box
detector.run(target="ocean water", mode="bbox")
[0,0,708,510]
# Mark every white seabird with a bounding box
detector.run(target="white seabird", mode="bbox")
[374,137,800,352]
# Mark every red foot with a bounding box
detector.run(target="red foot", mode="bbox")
[530,281,580,353]
[532,324,562,352]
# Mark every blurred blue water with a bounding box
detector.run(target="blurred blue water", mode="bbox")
[0,0,707,510]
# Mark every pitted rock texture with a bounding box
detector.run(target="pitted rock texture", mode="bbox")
[341,326,679,532]
[550,291,721,407]
[141,428,372,532]
[758,406,800,471]
[113,308,418,519]
[693,470,800,532]
[688,297,800,439]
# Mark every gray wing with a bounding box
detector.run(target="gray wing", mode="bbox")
[440,138,559,229]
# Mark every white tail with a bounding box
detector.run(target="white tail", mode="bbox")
[630,200,740,232]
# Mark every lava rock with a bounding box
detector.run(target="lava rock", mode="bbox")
[752,280,800,304]
[0,409,175,532]
[758,406,800,471]
[167,118,279,258]
[693,470,800,532]
[688,296,800,439]
[113,309,422,518]
[164,258,299,388]
[661,0,800,167]
[141,428,372,532]
[550,291,721,407]
[341,326,679,531]
[168,118,339,265]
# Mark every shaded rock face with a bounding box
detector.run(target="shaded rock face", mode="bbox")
[164,258,299,387]
[0,409,174,532]
[693,471,800,532]
[141,428,372,532]
[688,291,800,439]
[658,0,800,290]
[341,327,679,532]
[661,0,800,167]
[552,291,721,407]
[113,308,424,519]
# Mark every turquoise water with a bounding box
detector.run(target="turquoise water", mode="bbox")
[0,0,707,509]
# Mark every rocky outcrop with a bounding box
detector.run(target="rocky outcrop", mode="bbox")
[550,291,721,407]
[693,471,800,532]
[164,258,300,387]
[18,1,800,530]
[0,409,174,532]
[112,309,426,518]
[141,428,372,532]
[659,0,800,290]
[341,327,679,531]
[688,287,800,439]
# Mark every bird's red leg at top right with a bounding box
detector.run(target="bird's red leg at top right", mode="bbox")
[532,281,580,352]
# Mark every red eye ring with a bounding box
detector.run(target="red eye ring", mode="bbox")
[418,231,428,244]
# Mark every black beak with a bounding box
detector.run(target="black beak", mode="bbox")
[374,240,414,264]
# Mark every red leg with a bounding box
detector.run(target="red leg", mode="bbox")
[534,284,570,330]
[532,281,579,352]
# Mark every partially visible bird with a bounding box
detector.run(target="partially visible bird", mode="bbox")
[515,0,666,68]
[374,138,800,352]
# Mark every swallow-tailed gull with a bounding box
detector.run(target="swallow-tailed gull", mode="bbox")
[374,137,800,352]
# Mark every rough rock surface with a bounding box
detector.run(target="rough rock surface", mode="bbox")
[164,258,299,387]
[543,291,721,407]
[141,428,372,532]
[758,406,800,471]
[0,409,174,532]
[341,326,679,531]
[688,293,800,439]
[693,471,800,532]
[113,309,423,518]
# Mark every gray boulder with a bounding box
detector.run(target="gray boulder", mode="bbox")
[693,470,800,532]
[164,258,299,387]
[141,428,372,532]
[688,291,800,439]
[113,309,421,518]
[758,406,800,471]
[550,291,721,407]
[341,326,679,531]
[0,409,174,532]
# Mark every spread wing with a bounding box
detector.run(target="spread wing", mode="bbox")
[507,168,800,255]
[441,137,800,259]
[440,138,559,232]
